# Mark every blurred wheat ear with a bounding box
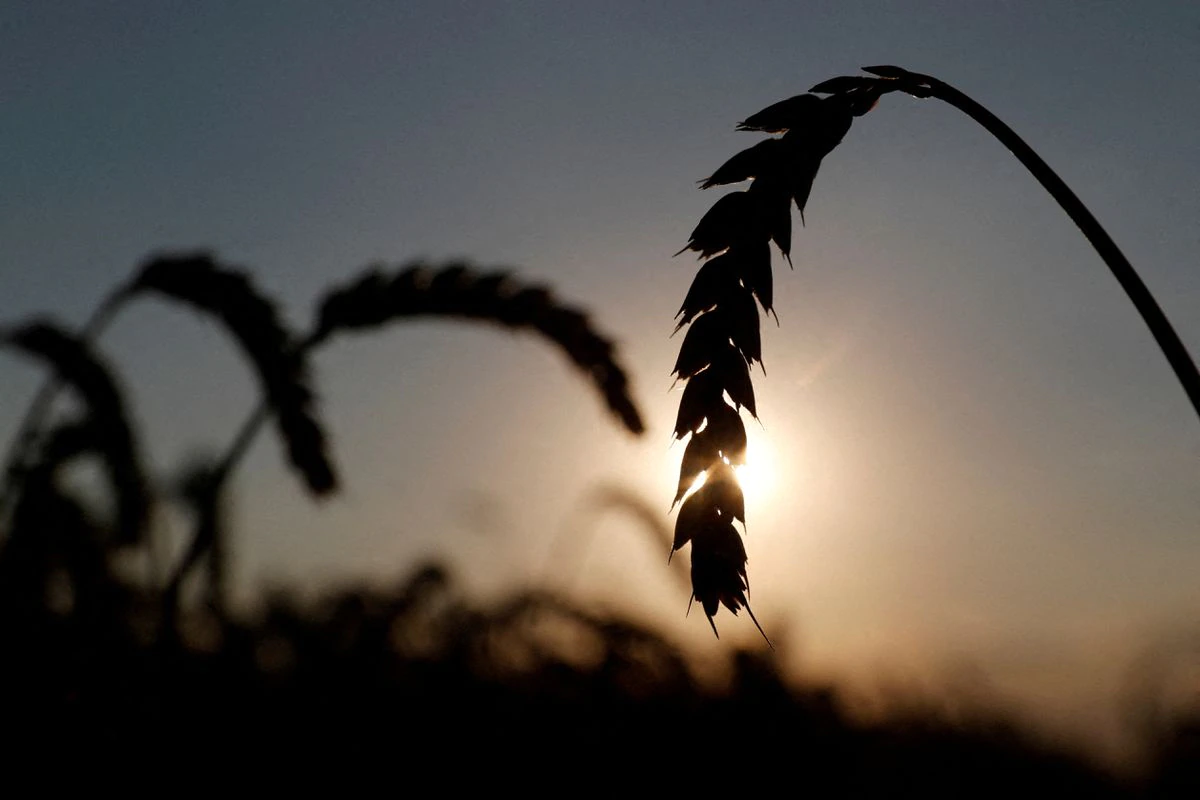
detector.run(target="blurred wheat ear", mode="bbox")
[0,319,150,545]
[310,261,644,434]
[668,82,872,644]
[128,252,337,496]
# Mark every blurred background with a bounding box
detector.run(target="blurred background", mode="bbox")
[2,0,1198,781]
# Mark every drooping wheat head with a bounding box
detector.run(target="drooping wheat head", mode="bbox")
[669,79,883,642]
[310,261,644,435]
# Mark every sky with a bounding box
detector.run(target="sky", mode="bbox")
[3,1,1199,758]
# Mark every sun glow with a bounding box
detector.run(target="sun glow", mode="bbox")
[673,430,780,510]
[733,432,778,506]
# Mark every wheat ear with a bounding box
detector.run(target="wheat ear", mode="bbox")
[670,87,873,642]
[1,319,151,544]
[311,261,644,434]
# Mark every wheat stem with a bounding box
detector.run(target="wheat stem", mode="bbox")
[877,66,1200,426]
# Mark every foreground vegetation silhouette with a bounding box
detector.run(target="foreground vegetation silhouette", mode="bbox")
[669,66,1200,639]
[2,544,1197,793]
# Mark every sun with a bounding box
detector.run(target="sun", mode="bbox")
[732,430,778,507]
[674,426,779,510]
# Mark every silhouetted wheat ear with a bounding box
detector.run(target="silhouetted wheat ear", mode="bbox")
[310,262,644,434]
[128,252,337,496]
[0,319,150,544]
[670,82,882,644]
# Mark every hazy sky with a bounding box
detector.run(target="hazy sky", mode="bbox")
[3,1,1198,753]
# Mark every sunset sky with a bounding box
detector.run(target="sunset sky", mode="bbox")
[3,2,1198,755]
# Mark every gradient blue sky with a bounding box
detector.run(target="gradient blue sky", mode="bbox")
[3,1,1198,754]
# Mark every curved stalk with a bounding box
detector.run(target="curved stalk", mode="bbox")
[162,344,301,613]
[885,67,1200,425]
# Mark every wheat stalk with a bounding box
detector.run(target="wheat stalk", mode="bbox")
[162,455,227,620]
[842,65,1200,423]
[671,67,1199,640]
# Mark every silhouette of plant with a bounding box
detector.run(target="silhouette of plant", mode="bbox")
[669,65,1199,639]
[309,260,643,435]
[1,321,151,546]
[0,546,1153,795]
[1,252,644,627]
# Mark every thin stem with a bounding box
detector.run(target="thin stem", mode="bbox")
[210,403,272,492]
[895,68,1200,426]
[162,335,312,609]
